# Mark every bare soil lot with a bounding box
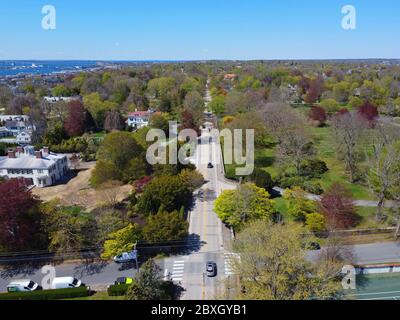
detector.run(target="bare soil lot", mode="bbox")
[33,162,132,210]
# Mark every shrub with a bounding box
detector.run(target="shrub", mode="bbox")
[300,159,328,178]
[245,168,274,191]
[0,286,90,300]
[302,181,324,195]
[278,176,304,189]
[107,284,131,296]
[306,213,326,233]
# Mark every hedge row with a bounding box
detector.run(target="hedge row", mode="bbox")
[107,284,131,296]
[0,286,91,300]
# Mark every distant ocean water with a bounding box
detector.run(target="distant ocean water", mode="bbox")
[0,60,106,77]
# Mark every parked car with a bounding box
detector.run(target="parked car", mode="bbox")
[113,251,137,263]
[207,162,214,169]
[51,277,82,289]
[7,280,39,292]
[114,277,133,285]
[206,261,217,277]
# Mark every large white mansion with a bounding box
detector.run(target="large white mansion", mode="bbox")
[0,146,68,187]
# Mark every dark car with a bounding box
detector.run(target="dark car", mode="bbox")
[206,261,217,277]
[207,162,213,168]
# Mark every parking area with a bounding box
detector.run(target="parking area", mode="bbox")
[346,273,400,300]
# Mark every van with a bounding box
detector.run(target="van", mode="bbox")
[7,279,39,292]
[51,277,82,289]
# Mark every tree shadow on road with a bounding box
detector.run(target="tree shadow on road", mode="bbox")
[73,259,110,279]
[0,257,56,279]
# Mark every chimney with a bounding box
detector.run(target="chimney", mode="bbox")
[16,146,24,154]
[43,147,49,155]
[8,151,16,158]
[35,151,42,159]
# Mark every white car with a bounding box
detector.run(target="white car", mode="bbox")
[7,279,39,292]
[113,251,136,263]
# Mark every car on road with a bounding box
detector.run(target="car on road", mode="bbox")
[113,251,137,263]
[51,277,82,289]
[207,162,214,169]
[114,277,134,285]
[7,279,39,292]
[206,261,217,277]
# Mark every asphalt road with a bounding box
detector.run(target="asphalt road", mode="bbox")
[0,259,137,292]
[307,241,400,265]
[162,125,236,300]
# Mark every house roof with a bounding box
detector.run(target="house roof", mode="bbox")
[0,152,66,170]
[128,111,151,117]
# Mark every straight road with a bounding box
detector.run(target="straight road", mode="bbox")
[162,125,236,300]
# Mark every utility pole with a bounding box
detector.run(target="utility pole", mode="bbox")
[133,241,139,271]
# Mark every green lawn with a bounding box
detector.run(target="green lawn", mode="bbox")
[223,118,376,200]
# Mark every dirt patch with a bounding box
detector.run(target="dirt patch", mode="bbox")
[33,163,133,210]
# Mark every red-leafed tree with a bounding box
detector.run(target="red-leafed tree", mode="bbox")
[0,179,44,251]
[133,176,152,194]
[357,102,379,128]
[336,108,350,116]
[64,100,87,137]
[180,109,200,135]
[304,76,324,104]
[309,106,327,125]
[318,183,359,230]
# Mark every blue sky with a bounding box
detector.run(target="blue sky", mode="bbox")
[0,0,399,60]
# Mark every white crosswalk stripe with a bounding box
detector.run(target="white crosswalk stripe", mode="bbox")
[224,253,240,276]
[171,260,185,281]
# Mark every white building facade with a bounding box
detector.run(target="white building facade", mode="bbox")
[0,146,68,187]
[127,110,159,129]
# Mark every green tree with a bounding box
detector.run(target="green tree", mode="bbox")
[320,98,340,114]
[208,95,226,115]
[233,220,343,300]
[102,223,141,259]
[306,213,327,233]
[149,113,170,134]
[83,93,118,129]
[137,175,192,214]
[41,200,97,253]
[183,90,204,127]
[245,168,274,191]
[142,210,188,242]
[126,259,174,300]
[90,160,122,187]
[367,140,400,221]
[214,183,275,230]
[97,131,144,171]
[283,187,316,222]
[179,169,204,192]
[52,84,71,97]
[332,81,351,103]
[124,157,149,183]
[348,96,363,110]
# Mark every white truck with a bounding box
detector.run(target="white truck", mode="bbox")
[51,277,82,289]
